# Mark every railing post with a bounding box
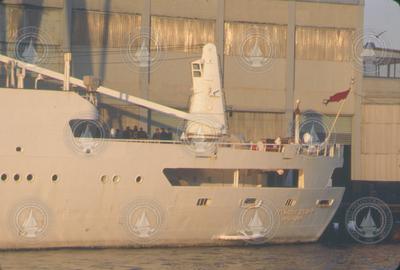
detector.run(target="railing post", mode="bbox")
[16,67,25,89]
[63,52,71,91]
[233,169,239,188]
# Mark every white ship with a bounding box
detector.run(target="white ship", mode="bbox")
[0,44,345,249]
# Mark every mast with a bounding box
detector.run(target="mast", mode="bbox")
[63,0,72,91]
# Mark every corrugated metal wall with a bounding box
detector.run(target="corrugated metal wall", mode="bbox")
[296,26,354,61]
[0,2,363,145]
[151,16,215,53]
[72,10,141,48]
[224,22,287,58]
[228,112,286,141]
[0,5,62,71]
[361,104,400,181]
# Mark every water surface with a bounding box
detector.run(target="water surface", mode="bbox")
[0,243,399,270]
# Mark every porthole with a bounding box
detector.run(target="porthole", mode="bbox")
[112,175,120,183]
[26,174,34,182]
[100,175,108,183]
[52,174,59,182]
[135,175,143,183]
[1,174,7,181]
[16,146,23,152]
[14,174,20,181]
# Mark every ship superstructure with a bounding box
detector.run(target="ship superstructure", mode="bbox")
[0,44,345,249]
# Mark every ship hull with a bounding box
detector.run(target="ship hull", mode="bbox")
[0,89,346,249]
[0,139,345,249]
[0,185,344,249]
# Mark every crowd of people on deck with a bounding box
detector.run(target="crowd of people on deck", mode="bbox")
[110,126,174,141]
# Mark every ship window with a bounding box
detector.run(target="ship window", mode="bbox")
[100,175,108,183]
[52,174,59,182]
[164,168,235,187]
[135,175,143,183]
[197,198,211,206]
[316,199,334,208]
[14,174,20,181]
[26,174,34,181]
[112,175,120,183]
[243,198,256,204]
[163,168,300,188]
[1,174,7,181]
[193,71,202,77]
[192,63,202,77]
[285,199,297,207]
[69,119,105,139]
[240,198,262,208]
[264,170,299,188]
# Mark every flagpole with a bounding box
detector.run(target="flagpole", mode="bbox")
[324,78,355,145]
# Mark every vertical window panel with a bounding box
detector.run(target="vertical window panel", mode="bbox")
[72,10,141,48]
[395,63,400,78]
[296,26,354,62]
[224,22,287,58]
[389,63,395,78]
[151,16,215,53]
[4,7,24,41]
[378,65,388,77]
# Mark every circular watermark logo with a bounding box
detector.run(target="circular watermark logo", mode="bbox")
[122,199,165,243]
[13,202,49,241]
[236,201,280,244]
[12,26,54,65]
[236,27,276,73]
[299,110,335,154]
[66,117,109,156]
[122,29,165,72]
[345,197,393,244]
[351,29,392,76]
[180,117,222,155]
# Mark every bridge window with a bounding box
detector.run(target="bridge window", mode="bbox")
[192,63,202,77]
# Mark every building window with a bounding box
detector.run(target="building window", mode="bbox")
[296,26,354,61]
[389,64,395,78]
[396,63,400,78]
[151,16,215,53]
[378,64,388,77]
[224,22,287,58]
[72,10,141,48]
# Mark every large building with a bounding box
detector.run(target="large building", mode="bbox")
[0,0,399,184]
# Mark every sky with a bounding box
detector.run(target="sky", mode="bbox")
[364,0,400,49]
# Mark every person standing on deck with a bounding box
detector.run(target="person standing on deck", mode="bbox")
[152,128,161,140]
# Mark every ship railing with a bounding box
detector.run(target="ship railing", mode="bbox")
[105,138,343,158]
[107,139,182,145]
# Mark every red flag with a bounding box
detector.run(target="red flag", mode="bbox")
[323,89,350,105]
